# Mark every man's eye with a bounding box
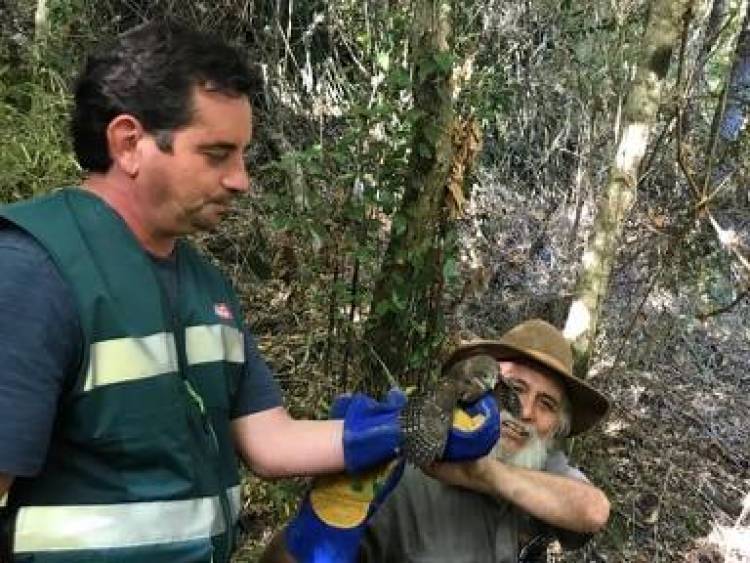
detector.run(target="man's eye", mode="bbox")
[541,400,557,412]
[205,150,229,163]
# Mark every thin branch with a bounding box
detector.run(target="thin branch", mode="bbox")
[275,19,302,78]
[606,220,694,376]
[702,82,731,195]
[325,257,339,384]
[331,19,371,78]
[696,291,749,320]
[341,257,360,389]
[365,341,400,391]
[675,8,704,202]
[690,1,737,90]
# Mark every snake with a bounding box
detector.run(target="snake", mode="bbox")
[399,354,522,466]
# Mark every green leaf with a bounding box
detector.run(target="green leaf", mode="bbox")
[374,299,392,316]
[354,246,372,262]
[432,52,455,73]
[393,214,407,236]
[377,51,390,72]
[422,122,443,145]
[388,68,411,90]
[391,290,407,311]
[442,257,459,280]
[417,143,433,159]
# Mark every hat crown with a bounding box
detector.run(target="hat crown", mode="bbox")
[499,319,573,377]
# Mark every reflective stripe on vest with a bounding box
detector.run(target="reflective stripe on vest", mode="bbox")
[186,324,244,365]
[84,325,244,391]
[14,485,242,553]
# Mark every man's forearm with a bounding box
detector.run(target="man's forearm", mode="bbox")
[426,457,609,534]
[232,408,345,478]
[482,459,609,533]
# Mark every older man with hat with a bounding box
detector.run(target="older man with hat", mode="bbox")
[359,319,611,562]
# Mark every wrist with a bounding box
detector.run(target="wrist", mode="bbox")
[480,457,510,497]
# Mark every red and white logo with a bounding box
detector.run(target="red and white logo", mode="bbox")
[214,303,234,321]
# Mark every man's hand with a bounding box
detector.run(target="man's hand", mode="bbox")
[259,392,506,563]
[340,388,501,470]
[278,458,405,563]
[423,456,498,496]
[261,393,406,563]
[341,389,407,473]
[440,393,500,462]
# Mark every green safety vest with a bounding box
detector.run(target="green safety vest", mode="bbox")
[1,189,246,563]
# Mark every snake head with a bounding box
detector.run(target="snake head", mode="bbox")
[446,354,500,403]
[493,377,522,419]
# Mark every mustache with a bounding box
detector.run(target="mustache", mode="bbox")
[207,197,240,216]
[494,418,550,471]
[500,411,534,438]
[210,196,234,206]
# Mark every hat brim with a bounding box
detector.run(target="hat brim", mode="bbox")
[444,341,609,436]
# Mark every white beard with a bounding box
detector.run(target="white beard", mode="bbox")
[492,418,551,471]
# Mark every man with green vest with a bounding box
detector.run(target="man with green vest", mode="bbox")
[0,21,501,563]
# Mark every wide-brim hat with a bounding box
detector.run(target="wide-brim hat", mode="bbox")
[443,319,609,436]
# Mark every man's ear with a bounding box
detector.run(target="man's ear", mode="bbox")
[106,115,144,177]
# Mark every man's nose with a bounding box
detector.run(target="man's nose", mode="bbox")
[519,395,535,422]
[223,160,251,193]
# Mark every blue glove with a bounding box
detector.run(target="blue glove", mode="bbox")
[284,392,406,563]
[284,459,405,563]
[341,389,407,473]
[441,392,500,461]
[340,388,499,468]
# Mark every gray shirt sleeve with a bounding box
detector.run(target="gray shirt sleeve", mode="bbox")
[0,225,81,477]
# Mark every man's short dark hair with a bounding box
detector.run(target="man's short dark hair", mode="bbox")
[71,20,254,172]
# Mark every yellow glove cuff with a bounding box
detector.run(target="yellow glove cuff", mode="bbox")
[310,460,400,528]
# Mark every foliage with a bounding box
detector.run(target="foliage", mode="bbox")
[0,2,83,203]
[0,64,78,201]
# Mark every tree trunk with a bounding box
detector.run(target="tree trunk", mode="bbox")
[697,0,729,71]
[681,0,728,136]
[563,0,695,376]
[364,0,455,389]
[720,8,750,144]
[34,0,49,44]
[709,6,750,205]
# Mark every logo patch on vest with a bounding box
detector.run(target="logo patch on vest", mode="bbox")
[214,302,234,320]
